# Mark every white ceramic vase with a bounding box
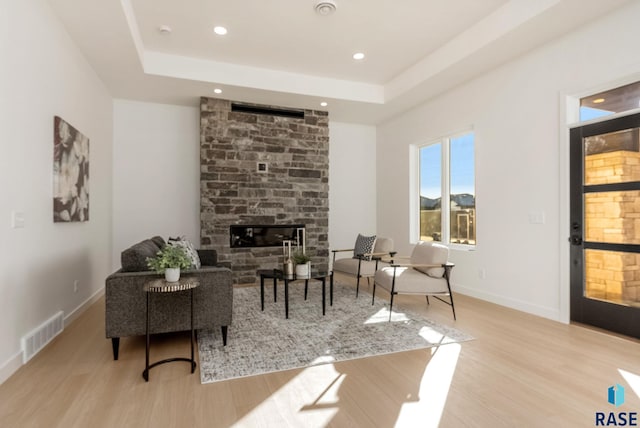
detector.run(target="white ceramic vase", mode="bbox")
[165,268,180,282]
[295,262,310,277]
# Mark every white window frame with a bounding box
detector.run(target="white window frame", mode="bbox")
[415,130,476,250]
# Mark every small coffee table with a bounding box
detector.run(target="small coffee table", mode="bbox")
[142,276,199,382]
[257,269,332,319]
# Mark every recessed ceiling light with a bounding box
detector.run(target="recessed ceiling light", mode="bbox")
[593,98,605,104]
[214,26,228,36]
[158,25,172,35]
[214,88,222,94]
[353,52,365,60]
[320,102,328,107]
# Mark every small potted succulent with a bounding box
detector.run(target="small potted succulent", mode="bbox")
[146,245,192,282]
[292,250,311,277]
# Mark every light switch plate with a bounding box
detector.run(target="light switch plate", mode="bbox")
[11,211,25,228]
[528,211,546,224]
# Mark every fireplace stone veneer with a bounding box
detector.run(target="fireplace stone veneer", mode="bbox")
[200,98,329,285]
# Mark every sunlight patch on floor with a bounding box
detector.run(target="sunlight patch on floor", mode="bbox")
[311,353,337,365]
[619,369,640,399]
[364,307,410,324]
[233,364,342,427]
[419,326,447,343]
[395,343,461,427]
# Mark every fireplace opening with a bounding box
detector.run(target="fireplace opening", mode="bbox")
[230,224,305,248]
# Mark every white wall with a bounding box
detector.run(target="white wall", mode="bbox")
[329,122,377,254]
[0,0,113,383]
[112,100,200,268]
[377,1,640,321]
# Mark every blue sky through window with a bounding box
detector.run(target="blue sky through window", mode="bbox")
[420,143,441,199]
[450,133,475,196]
[420,133,474,198]
[580,106,614,121]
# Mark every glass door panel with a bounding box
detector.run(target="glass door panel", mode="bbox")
[585,249,640,308]
[584,128,640,186]
[584,190,640,244]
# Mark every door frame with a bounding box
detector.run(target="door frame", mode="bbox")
[560,87,640,325]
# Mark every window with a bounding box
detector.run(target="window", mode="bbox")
[419,131,475,246]
[579,81,640,122]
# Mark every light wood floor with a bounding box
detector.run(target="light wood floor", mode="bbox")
[1,276,639,427]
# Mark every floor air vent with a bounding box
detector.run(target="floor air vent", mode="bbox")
[21,311,64,363]
[231,103,305,119]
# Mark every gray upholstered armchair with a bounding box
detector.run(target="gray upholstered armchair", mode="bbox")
[331,235,395,297]
[105,237,233,360]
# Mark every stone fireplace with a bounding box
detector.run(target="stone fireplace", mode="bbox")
[199,98,329,285]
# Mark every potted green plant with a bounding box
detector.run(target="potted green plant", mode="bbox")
[292,250,311,277]
[146,245,192,282]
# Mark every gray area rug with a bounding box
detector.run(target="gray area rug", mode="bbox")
[198,281,473,384]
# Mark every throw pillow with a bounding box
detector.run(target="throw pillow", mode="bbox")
[150,235,166,249]
[121,239,162,272]
[353,234,377,261]
[168,236,201,269]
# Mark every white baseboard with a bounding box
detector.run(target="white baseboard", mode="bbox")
[0,286,105,385]
[64,286,104,327]
[453,282,562,322]
[0,351,22,385]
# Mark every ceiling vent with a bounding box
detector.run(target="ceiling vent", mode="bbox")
[231,103,305,119]
[315,0,337,16]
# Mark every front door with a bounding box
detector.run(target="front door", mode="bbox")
[570,112,640,338]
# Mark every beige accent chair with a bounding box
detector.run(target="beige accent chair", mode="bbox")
[331,237,395,297]
[373,241,456,320]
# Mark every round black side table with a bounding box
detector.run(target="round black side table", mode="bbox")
[142,277,199,382]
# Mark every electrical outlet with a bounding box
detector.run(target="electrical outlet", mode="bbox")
[478,268,486,279]
[73,280,79,293]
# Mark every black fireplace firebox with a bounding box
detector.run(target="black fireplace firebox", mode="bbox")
[230,224,305,248]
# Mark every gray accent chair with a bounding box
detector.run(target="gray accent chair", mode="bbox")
[373,241,456,321]
[331,237,395,297]
[105,237,233,360]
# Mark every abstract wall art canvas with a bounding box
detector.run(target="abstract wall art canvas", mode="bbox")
[53,116,89,222]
